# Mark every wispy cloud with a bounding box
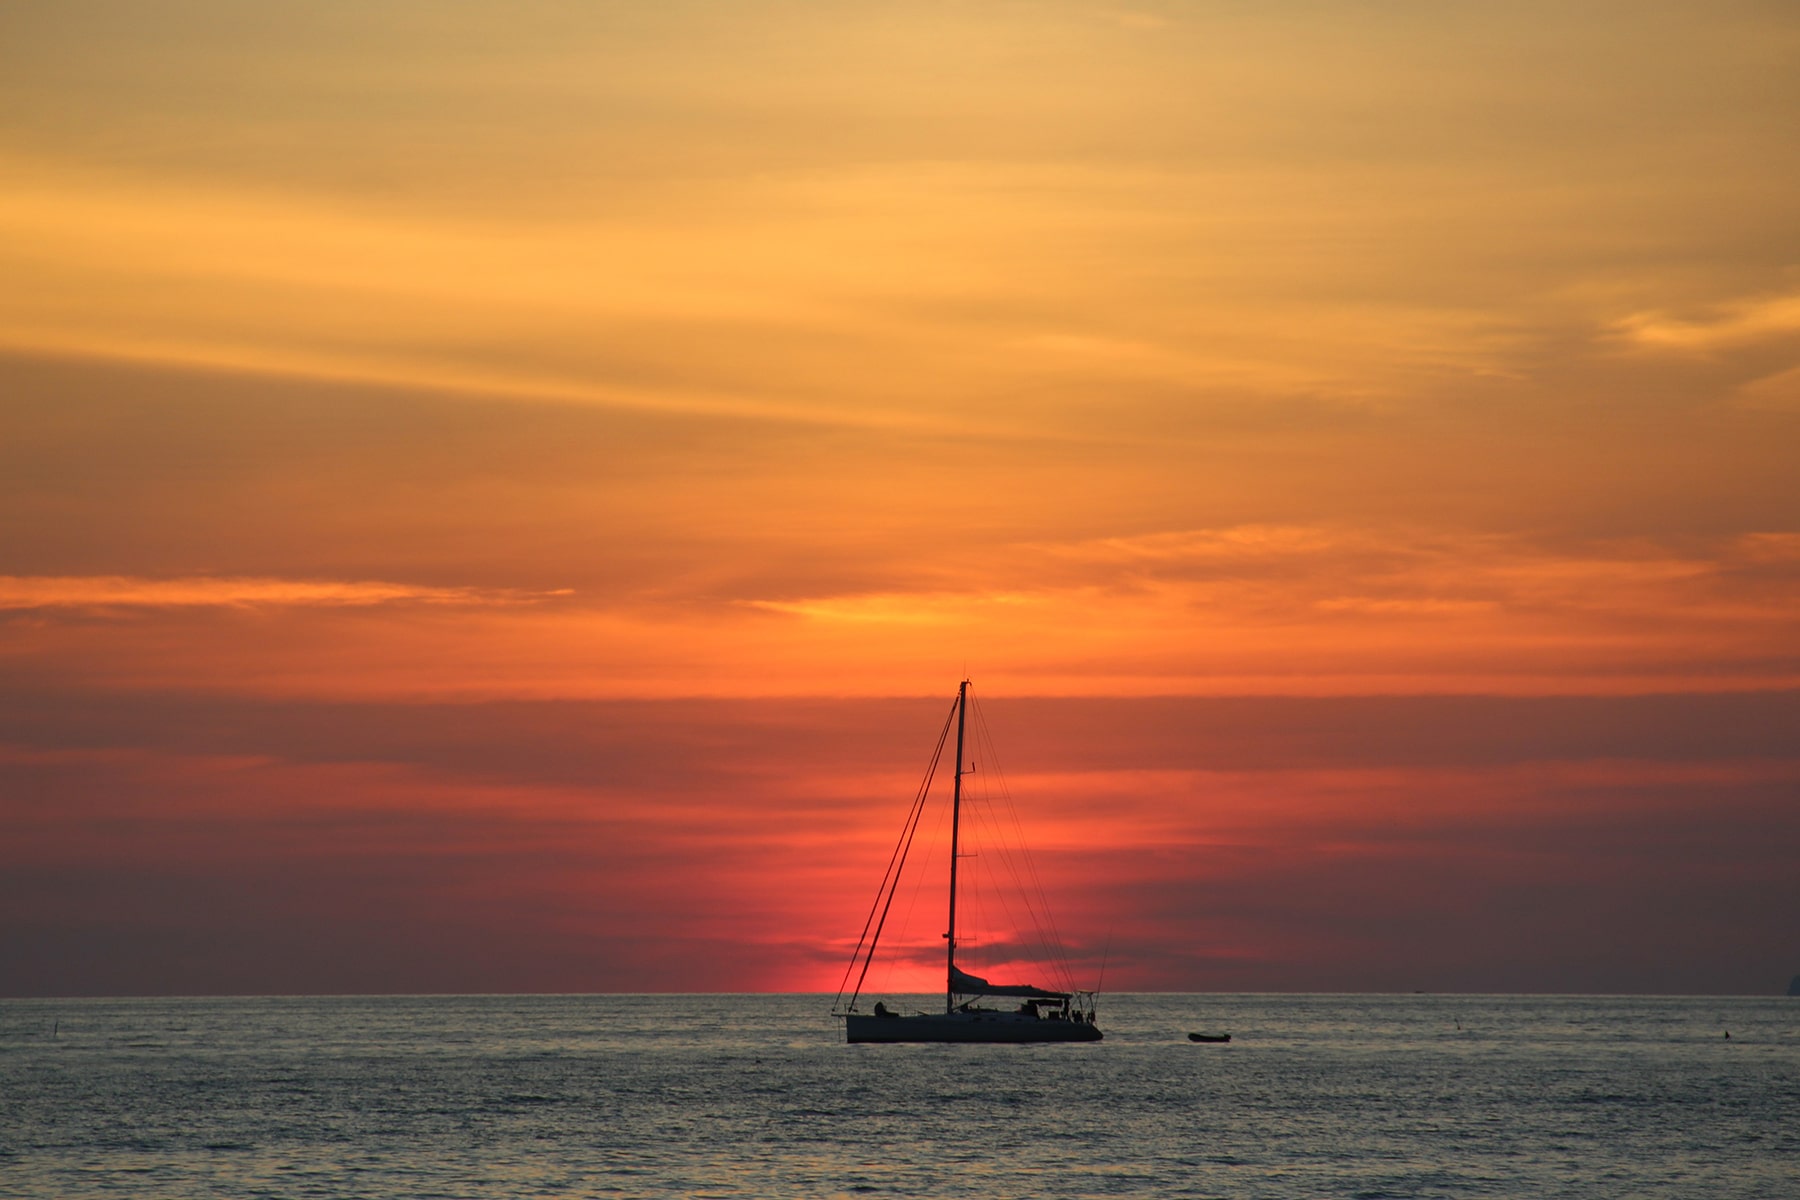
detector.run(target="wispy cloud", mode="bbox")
[1739,363,1800,411]
[1042,524,1347,564]
[723,525,1800,695]
[1611,292,1800,352]
[0,575,570,612]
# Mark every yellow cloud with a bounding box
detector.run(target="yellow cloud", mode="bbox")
[1612,293,1800,352]
[0,575,567,611]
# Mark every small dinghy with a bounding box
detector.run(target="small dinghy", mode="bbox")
[1188,1032,1231,1043]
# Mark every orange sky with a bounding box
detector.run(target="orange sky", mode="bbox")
[3,2,1798,996]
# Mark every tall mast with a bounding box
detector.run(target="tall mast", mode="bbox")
[945,678,969,1015]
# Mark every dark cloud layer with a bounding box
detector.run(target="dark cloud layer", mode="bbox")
[5,3,1799,1000]
[5,687,1798,779]
[4,687,1796,996]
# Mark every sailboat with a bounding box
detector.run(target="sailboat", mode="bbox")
[834,680,1103,1044]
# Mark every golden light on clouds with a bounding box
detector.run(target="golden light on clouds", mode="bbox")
[8,3,1798,436]
[0,574,567,610]
[4,528,1794,701]
[2,1,1798,995]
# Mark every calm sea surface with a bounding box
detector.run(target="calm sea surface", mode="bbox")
[1,994,1795,1198]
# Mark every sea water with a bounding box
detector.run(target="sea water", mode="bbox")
[1,993,1795,1198]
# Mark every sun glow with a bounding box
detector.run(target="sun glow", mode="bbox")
[3,1,1797,996]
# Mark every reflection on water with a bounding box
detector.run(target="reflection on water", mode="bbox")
[2,994,1795,1198]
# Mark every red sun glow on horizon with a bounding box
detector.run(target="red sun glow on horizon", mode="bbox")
[3,3,1798,999]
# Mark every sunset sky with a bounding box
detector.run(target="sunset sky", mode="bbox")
[3,2,1798,997]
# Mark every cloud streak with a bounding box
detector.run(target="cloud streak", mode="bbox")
[1613,292,1800,353]
[4,690,1796,995]
[0,575,569,612]
[4,2,1799,996]
[3,522,1796,700]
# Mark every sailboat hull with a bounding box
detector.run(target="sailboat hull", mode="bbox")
[845,1012,1103,1044]
[835,683,1105,1047]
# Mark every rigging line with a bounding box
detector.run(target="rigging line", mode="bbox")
[968,697,1055,963]
[982,697,1077,988]
[964,700,1036,981]
[844,737,940,1010]
[833,759,930,1006]
[964,798,1032,958]
[981,808,1066,994]
[849,695,953,954]
[882,761,951,998]
[839,701,952,1009]
[960,696,1050,990]
[850,714,951,1010]
[843,691,960,1010]
[834,695,957,1011]
[963,729,1023,982]
[970,691,1080,992]
[835,777,929,1011]
[967,805,1035,982]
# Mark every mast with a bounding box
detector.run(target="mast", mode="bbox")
[945,678,969,1014]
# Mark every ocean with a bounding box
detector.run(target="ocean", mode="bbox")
[2,993,1794,1198]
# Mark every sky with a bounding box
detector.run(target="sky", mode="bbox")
[2,1,1798,997]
